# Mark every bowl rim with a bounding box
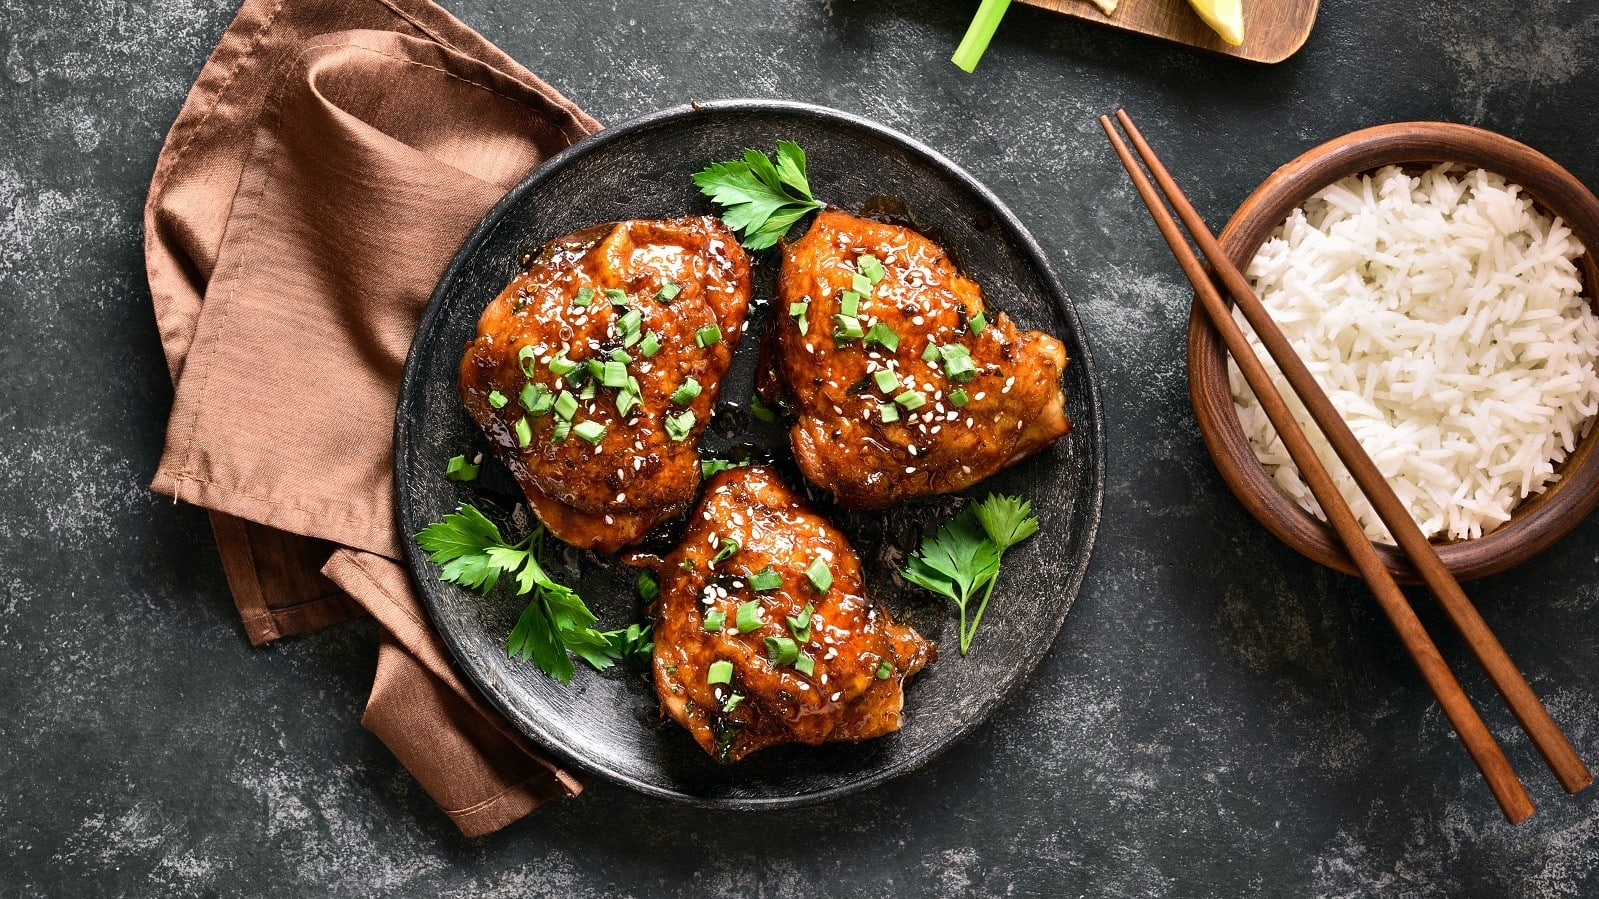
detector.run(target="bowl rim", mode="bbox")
[1187,120,1599,583]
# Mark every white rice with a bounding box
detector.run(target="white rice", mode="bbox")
[1230,164,1599,543]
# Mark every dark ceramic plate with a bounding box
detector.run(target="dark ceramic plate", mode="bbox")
[395,100,1104,808]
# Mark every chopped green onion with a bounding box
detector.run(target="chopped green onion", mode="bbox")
[788,602,814,642]
[637,571,659,601]
[804,558,832,593]
[875,659,893,679]
[518,345,539,376]
[616,388,640,417]
[750,394,778,423]
[722,693,744,712]
[765,635,799,665]
[573,420,607,444]
[610,348,633,363]
[873,369,899,393]
[794,654,815,676]
[617,308,643,337]
[922,342,941,363]
[671,378,702,405]
[656,281,681,303]
[623,329,642,349]
[695,324,722,347]
[703,608,726,632]
[748,566,783,592]
[968,310,987,334]
[858,254,885,284]
[521,383,552,414]
[554,390,578,420]
[879,402,900,423]
[487,389,509,409]
[605,288,627,305]
[701,458,747,477]
[707,660,733,685]
[550,419,571,443]
[864,322,901,352]
[585,358,606,382]
[895,389,926,410]
[789,300,810,336]
[736,600,763,633]
[840,291,860,318]
[940,343,977,381]
[832,315,864,340]
[640,331,662,358]
[665,409,696,442]
[444,454,479,481]
[514,416,532,447]
[580,380,597,400]
[851,272,872,295]
[949,387,970,408]
[573,287,594,307]
[712,538,739,564]
[548,351,578,376]
[601,360,629,389]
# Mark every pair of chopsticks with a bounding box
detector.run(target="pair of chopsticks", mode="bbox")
[1101,110,1592,823]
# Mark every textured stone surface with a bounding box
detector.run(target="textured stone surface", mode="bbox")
[3,0,1598,895]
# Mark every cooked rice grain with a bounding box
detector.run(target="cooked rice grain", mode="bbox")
[1231,164,1599,543]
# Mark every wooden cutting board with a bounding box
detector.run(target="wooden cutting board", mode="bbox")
[1017,0,1319,63]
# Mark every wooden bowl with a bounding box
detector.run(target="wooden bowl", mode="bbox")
[1187,122,1599,583]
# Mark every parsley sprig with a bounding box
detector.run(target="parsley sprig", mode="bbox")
[416,503,650,683]
[692,141,822,250]
[903,494,1040,655]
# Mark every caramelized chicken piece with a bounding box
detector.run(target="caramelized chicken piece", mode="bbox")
[461,217,751,552]
[628,466,932,762]
[763,209,1070,508]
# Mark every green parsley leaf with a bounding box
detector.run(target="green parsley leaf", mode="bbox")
[692,140,823,250]
[416,503,645,684]
[973,494,1041,551]
[903,494,1040,655]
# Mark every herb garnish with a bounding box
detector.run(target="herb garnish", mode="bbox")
[416,503,647,683]
[692,141,823,250]
[903,493,1040,655]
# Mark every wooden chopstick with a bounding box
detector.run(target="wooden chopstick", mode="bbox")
[1107,109,1593,800]
[1099,113,1539,822]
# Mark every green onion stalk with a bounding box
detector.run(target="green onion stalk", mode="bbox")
[952,0,1012,73]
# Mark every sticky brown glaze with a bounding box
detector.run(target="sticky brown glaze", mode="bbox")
[765,208,1070,509]
[626,466,932,762]
[460,217,751,552]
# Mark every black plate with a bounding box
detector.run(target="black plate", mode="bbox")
[395,100,1104,808]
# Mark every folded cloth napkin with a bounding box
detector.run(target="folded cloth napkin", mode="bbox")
[145,0,600,837]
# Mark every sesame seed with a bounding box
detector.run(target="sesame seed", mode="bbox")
[830,691,842,702]
[905,466,916,474]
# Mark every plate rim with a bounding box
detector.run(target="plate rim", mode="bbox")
[395,97,1106,809]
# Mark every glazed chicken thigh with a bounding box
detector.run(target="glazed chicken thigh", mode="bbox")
[460,217,751,552]
[629,466,932,762]
[764,209,1071,508]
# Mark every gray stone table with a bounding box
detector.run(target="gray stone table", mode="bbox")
[4,0,1597,895]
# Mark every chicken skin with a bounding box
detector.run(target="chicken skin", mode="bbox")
[460,217,751,552]
[628,466,932,762]
[764,209,1070,509]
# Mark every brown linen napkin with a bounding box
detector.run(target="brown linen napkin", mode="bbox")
[144,0,599,836]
